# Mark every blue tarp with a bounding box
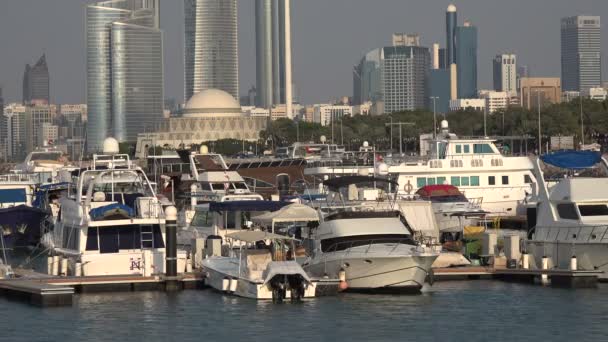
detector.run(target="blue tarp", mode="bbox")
[541,150,602,169]
[90,203,135,221]
[209,201,291,212]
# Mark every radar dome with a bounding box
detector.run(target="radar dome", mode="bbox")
[320,135,327,143]
[441,120,449,129]
[376,163,389,176]
[199,145,209,154]
[363,141,369,147]
[103,137,119,155]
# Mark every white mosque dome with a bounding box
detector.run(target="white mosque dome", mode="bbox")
[183,89,242,117]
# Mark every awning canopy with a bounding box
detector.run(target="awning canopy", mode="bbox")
[416,185,462,197]
[209,200,291,212]
[541,150,601,169]
[322,176,399,191]
[252,204,319,225]
[226,230,298,243]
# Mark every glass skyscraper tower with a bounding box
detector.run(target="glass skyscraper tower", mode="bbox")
[23,54,50,105]
[561,16,601,92]
[184,0,238,102]
[456,22,478,99]
[86,0,163,151]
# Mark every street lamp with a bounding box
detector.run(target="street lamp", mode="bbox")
[430,97,439,139]
[535,90,542,154]
[580,96,585,146]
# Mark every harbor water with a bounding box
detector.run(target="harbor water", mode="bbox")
[1,281,607,341]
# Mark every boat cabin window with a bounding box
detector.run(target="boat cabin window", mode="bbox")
[450,177,460,186]
[578,205,608,217]
[470,176,480,186]
[233,182,248,190]
[438,142,447,159]
[191,211,212,227]
[211,183,226,191]
[86,225,165,253]
[461,177,470,186]
[473,144,494,154]
[455,145,462,154]
[524,175,533,184]
[488,176,496,186]
[463,145,470,153]
[557,203,579,220]
[502,176,509,185]
[417,178,427,188]
[320,234,415,253]
[30,152,62,161]
[62,226,80,251]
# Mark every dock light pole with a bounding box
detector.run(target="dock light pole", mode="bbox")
[430,97,439,139]
[535,90,542,155]
[385,122,415,156]
[165,206,180,291]
[580,97,585,146]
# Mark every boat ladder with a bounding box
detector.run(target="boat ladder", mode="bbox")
[140,225,154,248]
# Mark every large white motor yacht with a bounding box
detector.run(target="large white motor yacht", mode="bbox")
[527,151,608,279]
[44,138,186,277]
[305,120,535,216]
[302,176,438,293]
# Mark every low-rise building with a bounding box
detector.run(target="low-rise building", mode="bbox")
[519,77,562,109]
[313,104,353,126]
[449,98,485,112]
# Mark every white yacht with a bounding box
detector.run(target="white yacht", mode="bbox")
[43,138,186,277]
[301,176,439,293]
[527,151,608,279]
[305,120,535,216]
[13,146,75,185]
[203,230,318,301]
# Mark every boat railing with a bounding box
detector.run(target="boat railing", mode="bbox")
[0,173,42,183]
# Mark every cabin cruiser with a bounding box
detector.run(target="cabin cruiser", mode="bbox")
[0,173,49,249]
[301,176,439,293]
[527,151,608,279]
[415,185,487,236]
[305,120,535,216]
[42,138,186,277]
[13,146,75,185]
[203,230,319,301]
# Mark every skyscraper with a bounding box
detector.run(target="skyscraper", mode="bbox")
[353,48,382,105]
[382,46,430,113]
[446,4,457,66]
[561,16,601,92]
[184,0,239,101]
[456,21,478,98]
[86,0,163,151]
[255,0,292,111]
[23,54,50,105]
[493,54,517,95]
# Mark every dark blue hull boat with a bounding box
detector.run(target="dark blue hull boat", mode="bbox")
[0,205,49,249]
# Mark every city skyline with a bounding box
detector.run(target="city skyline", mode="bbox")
[1,0,607,105]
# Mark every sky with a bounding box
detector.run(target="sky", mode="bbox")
[0,0,607,105]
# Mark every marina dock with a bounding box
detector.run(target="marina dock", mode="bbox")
[434,266,603,288]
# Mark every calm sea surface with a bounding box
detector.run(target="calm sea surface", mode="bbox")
[1,281,607,342]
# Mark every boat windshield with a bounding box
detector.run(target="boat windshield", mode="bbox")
[320,234,415,253]
[30,152,62,161]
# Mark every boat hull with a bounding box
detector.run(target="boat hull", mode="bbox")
[527,240,608,280]
[304,252,437,293]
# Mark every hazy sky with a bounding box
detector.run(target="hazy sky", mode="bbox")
[0,0,607,105]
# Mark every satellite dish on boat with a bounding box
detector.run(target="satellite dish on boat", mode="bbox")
[199,145,209,154]
[320,135,327,143]
[363,141,369,148]
[103,137,120,155]
[441,120,449,130]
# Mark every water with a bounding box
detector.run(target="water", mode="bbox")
[1,281,607,342]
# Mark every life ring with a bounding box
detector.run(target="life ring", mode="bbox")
[404,181,414,195]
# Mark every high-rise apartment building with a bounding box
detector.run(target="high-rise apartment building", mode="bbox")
[184,0,238,101]
[86,0,163,151]
[493,54,517,95]
[23,54,50,105]
[255,0,292,109]
[561,16,601,92]
[3,104,27,160]
[456,22,478,99]
[353,46,429,113]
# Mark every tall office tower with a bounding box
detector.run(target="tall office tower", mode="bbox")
[456,21,478,98]
[22,54,50,105]
[256,0,273,108]
[353,48,382,105]
[184,0,239,101]
[438,48,447,69]
[446,4,457,66]
[86,0,163,151]
[493,54,517,94]
[392,33,420,47]
[0,88,5,160]
[255,0,292,111]
[561,16,601,92]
